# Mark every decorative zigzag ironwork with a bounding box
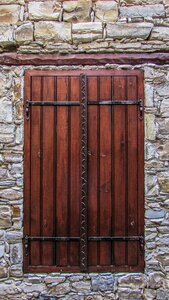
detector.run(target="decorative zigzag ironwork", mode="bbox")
[80,73,88,272]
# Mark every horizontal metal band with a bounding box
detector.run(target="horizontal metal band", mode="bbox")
[24,235,143,242]
[26,100,139,107]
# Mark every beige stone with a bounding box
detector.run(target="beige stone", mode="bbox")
[95,1,118,22]
[107,22,153,39]
[0,5,21,25]
[0,206,12,229]
[35,21,71,42]
[72,22,102,42]
[120,5,165,18]
[158,173,169,193]
[0,0,24,3]
[145,114,156,141]
[121,0,163,4]
[28,1,61,21]
[0,26,14,46]
[15,23,33,43]
[158,142,169,160]
[63,0,91,22]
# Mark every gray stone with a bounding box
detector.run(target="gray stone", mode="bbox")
[4,153,22,163]
[145,209,165,219]
[0,206,12,229]
[156,289,169,300]
[91,274,114,292]
[0,100,13,123]
[15,23,33,43]
[145,174,158,196]
[35,21,71,42]
[72,281,91,292]
[0,189,22,201]
[107,22,153,39]
[151,27,169,41]
[49,283,71,296]
[0,244,4,258]
[10,243,22,264]
[120,5,165,19]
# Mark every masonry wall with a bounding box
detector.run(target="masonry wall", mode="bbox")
[1,0,169,300]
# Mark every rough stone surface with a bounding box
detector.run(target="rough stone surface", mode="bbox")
[95,1,118,22]
[15,23,33,43]
[0,5,21,25]
[120,5,165,19]
[35,21,71,42]
[28,1,61,21]
[107,22,153,39]
[73,22,102,43]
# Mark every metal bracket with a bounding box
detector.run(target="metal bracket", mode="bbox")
[26,100,30,121]
[139,99,144,119]
[24,235,29,256]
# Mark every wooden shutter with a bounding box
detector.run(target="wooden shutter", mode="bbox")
[24,70,144,273]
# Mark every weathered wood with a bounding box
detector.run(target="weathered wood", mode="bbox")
[24,69,144,273]
[2,52,169,66]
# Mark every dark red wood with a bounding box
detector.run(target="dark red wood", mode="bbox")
[2,52,169,66]
[30,77,41,266]
[24,69,144,273]
[87,76,98,267]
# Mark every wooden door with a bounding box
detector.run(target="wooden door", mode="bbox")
[24,70,144,273]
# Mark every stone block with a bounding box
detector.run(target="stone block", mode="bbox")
[95,1,118,22]
[145,209,165,219]
[0,189,22,201]
[120,5,165,19]
[145,114,156,141]
[145,174,158,196]
[35,21,71,42]
[0,0,24,3]
[107,22,152,39]
[151,27,169,41]
[49,283,71,296]
[0,100,13,123]
[0,260,8,278]
[28,1,61,21]
[158,174,169,193]
[0,5,21,25]
[72,22,102,43]
[72,281,91,292]
[91,274,114,291]
[10,243,22,264]
[0,244,5,258]
[0,206,12,229]
[63,0,91,22]
[9,264,23,277]
[0,26,14,46]
[0,74,7,97]
[0,124,14,144]
[15,23,33,43]
[158,142,169,161]
[4,153,22,163]
[145,83,154,107]
[157,118,169,135]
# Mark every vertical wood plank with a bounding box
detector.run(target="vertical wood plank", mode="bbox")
[99,76,112,266]
[41,76,54,266]
[30,77,41,265]
[56,77,68,266]
[127,76,138,266]
[113,76,126,266]
[69,77,80,266]
[87,76,98,266]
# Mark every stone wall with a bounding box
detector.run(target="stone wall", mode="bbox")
[1,0,169,54]
[1,0,169,299]
[0,63,169,299]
